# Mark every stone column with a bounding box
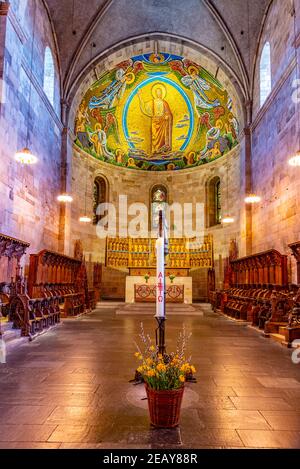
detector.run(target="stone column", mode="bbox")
[58,100,70,254]
[244,126,252,256]
[0,2,10,116]
[244,100,253,256]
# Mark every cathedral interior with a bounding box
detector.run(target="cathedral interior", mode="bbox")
[0,0,300,451]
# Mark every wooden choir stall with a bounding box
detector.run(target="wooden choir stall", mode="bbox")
[27,249,92,316]
[7,249,95,339]
[0,232,30,319]
[210,247,300,347]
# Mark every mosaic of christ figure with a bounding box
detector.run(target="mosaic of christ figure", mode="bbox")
[137,84,173,154]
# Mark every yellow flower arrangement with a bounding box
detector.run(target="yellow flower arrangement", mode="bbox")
[134,323,196,391]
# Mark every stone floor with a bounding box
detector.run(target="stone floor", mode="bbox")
[0,303,300,449]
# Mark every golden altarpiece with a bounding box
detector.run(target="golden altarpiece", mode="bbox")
[105,235,214,303]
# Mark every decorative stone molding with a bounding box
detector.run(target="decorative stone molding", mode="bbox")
[73,141,241,177]
[7,5,28,45]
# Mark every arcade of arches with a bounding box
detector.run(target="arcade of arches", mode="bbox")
[0,0,300,450]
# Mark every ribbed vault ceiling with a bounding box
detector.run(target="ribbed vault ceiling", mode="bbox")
[45,0,271,99]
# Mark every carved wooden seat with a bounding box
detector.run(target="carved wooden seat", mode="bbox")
[27,250,91,319]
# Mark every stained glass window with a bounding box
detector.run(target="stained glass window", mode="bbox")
[150,185,167,233]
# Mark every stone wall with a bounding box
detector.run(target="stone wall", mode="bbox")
[70,143,242,296]
[2,0,299,292]
[66,37,245,299]
[251,0,300,283]
[0,0,62,260]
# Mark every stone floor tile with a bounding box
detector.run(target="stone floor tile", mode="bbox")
[46,406,102,424]
[47,425,91,443]
[0,424,57,442]
[256,377,300,388]
[195,396,236,410]
[0,442,61,449]
[230,397,293,411]
[197,409,271,430]
[0,405,56,425]
[232,387,287,398]
[237,429,300,448]
[260,411,300,430]
[1,306,300,448]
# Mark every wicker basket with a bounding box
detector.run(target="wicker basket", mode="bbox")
[145,383,184,428]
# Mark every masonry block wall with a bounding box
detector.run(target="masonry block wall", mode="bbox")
[70,144,242,295]
[67,38,245,297]
[251,0,300,283]
[0,0,62,257]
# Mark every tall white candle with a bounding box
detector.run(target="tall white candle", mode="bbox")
[155,236,165,318]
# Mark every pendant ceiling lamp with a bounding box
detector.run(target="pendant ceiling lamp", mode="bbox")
[288,3,300,166]
[244,194,261,204]
[15,0,37,165]
[79,215,92,223]
[57,194,73,203]
[222,216,235,224]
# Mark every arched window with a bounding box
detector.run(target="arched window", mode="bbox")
[206,176,221,227]
[260,42,271,107]
[43,47,55,105]
[150,185,168,233]
[93,176,108,224]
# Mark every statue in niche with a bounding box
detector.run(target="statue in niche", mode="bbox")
[151,187,167,232]
[137,84,173,154]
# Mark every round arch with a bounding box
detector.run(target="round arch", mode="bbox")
[67,34,247,133]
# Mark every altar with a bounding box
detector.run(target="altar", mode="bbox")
[105,235,214,305]
[125,275,192,304]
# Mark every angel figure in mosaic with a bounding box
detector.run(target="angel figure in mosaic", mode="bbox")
[89,68,129,110]
[181,67,220,115]
[89,123,114,160]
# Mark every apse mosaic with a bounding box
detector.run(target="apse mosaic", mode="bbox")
[74,53,239,171]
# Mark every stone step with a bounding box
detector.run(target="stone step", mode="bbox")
[96,302,125,308]
[115,303,204,315]
[269,332,287,346]
[278,326,288,336]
